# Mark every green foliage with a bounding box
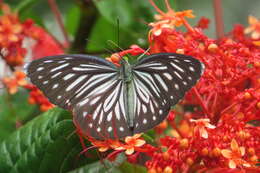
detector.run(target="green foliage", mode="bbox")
[0,107,142,172]
[0,108,82,173]
[119,162,147,173]
[0,90,36,141]
[93,0,134,28]
[69,154,126,173]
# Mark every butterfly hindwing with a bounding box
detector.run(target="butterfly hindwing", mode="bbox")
[73,79,133,139]
[132,53,204,133]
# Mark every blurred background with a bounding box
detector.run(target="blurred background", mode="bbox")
[6,0,260,53]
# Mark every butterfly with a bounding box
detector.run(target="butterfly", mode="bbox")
[25,53,204,140]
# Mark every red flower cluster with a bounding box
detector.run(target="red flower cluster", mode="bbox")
[144,0,260,172]
[0,4,28,66]
[2,71,27,94]
[0,3,63,67]
[87,1,260,172]
[0,3,62,112]
[24,84,54,112]
[2,71,54,111]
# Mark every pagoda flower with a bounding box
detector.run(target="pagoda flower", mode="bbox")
[114,134,146,155]
[221,139,252,169]
[244,16,260,39]
[190,118,216,139]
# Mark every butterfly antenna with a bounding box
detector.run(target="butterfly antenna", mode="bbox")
[117,18,120,49]
[106,17,124,53]
[107,40,124,52]
[137,47,151,60]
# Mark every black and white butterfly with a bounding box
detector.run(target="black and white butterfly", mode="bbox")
[25,53,204,140]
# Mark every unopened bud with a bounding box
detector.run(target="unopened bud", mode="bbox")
[201,148,209,156]
[244,92,251,99]
[180,138,189,149]
[212,147,221,157]
[176,49,184,54]
[163,166,173,173]
[186,157,194,166]
[208,43,218,52]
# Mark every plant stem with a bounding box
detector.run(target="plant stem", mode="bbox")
[192,87,212,119]
[48,0,70,48]
[213,0,224,38]
[149,0,166,15]
[70,0,98,53]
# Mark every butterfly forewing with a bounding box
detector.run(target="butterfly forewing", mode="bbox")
[132,53,204,133]
[26,55,118,109]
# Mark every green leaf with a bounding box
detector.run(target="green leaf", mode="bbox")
[64,5,81,37]
[119,161,147,173]
[0,108,86,173]
[12,0,39,13]
[93,0,134,27]
[68,153,126,173]
[0,90,36,140]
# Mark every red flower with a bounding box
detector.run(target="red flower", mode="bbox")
[244,16,260,39]
[115,134,146,155]
[0,3,64,67]
[221,139,251,168]
[2,71,27,94]
[27,26,64,59]
[197,17,210,29]
[24,84,54,111]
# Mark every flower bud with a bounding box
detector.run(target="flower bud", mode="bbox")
[208,43,218,52]
[212,147,221,157]
[163,151,170,160]
[250,155,258,162]
[257,102,260,109]
[254,61,260,67]
[244,92,251,99]
[176,49,184,54]
[180,138,189,149]
[186,157,194,166]
[248,147,255,155]
[237,130,246,140]
[148,168,157,173]
[201,148,209,156]
[163,166,173,173]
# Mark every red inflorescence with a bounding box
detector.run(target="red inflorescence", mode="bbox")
[89,0,260,172]
[24,84,54,112]
[0,3,63,67]
[0,3,62,112]
[2,70,54,112]
[144,0,260,172]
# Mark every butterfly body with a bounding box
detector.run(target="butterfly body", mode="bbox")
[26,53,204,140]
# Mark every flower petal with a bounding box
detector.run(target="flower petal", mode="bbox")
[125,147,135,155]
[135,139,146,147]
[154,29,162,36]
[200,127,208,139]
[206,123,216,129]
[231,139,239,151]
[240,147,245,156]
[98,147,109,152]
[221,149,232,158]
[114,146,125,151]
[125,136,132,143]
[229,160,237,169]
[133,134,142,139]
